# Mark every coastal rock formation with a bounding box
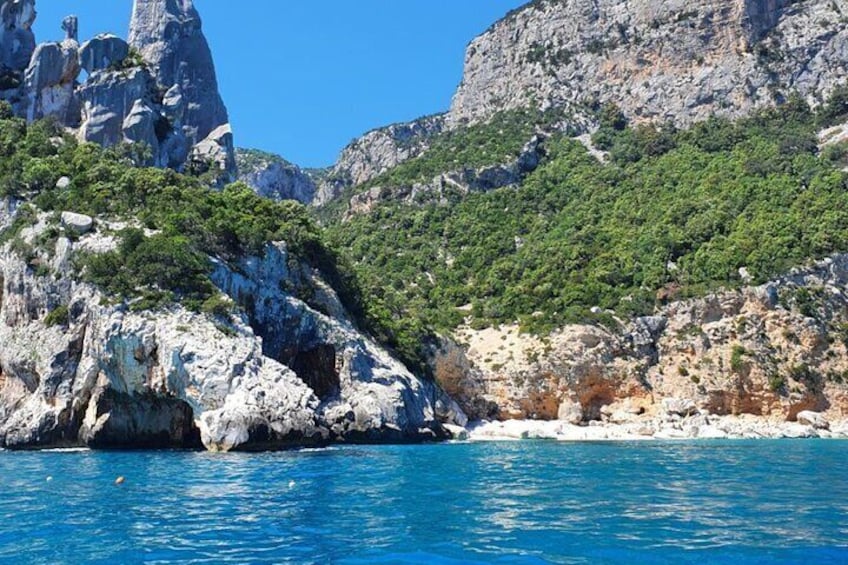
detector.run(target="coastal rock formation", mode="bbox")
[236,149,319,205]
[449,0,848,127]
[0,0,235,180]
[434,255,848,425]
[22,29,80,123]
[129,0,235,177]
[79,34,130,74]
[0,207,458,451]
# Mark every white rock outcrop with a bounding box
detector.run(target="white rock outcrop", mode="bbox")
[0,214,461,451]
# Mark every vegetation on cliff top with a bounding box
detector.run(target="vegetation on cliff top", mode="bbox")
[327,93,848,369]
[0,111,366,326]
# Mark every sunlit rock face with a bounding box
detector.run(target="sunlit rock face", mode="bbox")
[0,214,460,452]
[448,0,848,128]
[129,0,235,177]
[0,0,36,76]
[0,0,236,180]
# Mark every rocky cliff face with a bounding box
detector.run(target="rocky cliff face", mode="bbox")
[129,0,235,176]
[0,0,35,80]
[345,134,546,217]
[0,0,235,181]
[434,255,848,426]
[0,203,463,451]
[314,115,445,206]
[236,149,318,205]
[449,0,848,127]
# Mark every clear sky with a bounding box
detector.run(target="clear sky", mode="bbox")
[33,1,526,168]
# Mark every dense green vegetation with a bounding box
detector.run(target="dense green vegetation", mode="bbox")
[319,108,571,222]
[0,112,365,322]
[327,95,848,368]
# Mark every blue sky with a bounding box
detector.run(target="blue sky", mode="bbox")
[34,1,525,168]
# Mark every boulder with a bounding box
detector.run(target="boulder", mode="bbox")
[79,34,130,74]
[60,211,93,234]
[558,399,583,424]
[443,424,469,441]
[55,176,70,189]
[662,398,698,418]
[191,124,236,182]
[796,411,829,430]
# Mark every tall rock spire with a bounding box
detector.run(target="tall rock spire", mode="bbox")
[0,0,35,76]
[128,0,233,177]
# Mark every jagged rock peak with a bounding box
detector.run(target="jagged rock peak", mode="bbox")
[128,0,232,156]
[0,0,35,75]
[23,14,81,125]
[448,0,848,127]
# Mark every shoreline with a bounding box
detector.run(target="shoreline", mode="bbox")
[3,416,847,453]
[458,414,848,442]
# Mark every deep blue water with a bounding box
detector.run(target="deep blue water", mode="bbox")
[1,441,846,564]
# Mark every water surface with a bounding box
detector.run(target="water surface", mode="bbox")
[1,441,846,564]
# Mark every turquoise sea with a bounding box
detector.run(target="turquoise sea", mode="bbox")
[0,441,846,564]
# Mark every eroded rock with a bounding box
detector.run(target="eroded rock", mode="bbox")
[449,0,848,128]
[79,34,129,74]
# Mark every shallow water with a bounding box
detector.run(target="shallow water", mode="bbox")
[1,441,846,564]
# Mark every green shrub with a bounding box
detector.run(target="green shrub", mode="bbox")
[201,293,233,318]
[730,345,747,374]
[44,305,69,327]
[769,374,786,393]
[325,91,848,373]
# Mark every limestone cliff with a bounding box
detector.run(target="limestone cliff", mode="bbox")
[0,202,463,451]
[314,115,445,206]
[129,0,235,176]
[0,0,235,181]
[434,256,848,426]
[236,149,319,205]
[449,0,848,127]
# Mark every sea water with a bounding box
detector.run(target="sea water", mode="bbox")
[0,441,846,564]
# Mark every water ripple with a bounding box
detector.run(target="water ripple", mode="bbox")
[0,441,847,563]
